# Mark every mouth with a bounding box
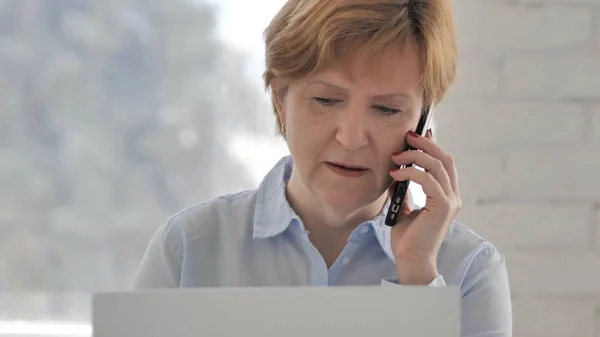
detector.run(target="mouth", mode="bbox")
[326,162,369,177]
[327,162,368,171]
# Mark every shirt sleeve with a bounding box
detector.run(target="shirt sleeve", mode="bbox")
[133,216,184,289]
[459,242,512,337]
[379,242,512,337]
[380,274,447,287]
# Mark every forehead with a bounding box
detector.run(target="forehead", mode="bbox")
[301,42,422,97]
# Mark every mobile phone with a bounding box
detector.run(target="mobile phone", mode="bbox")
[384,105,435,227]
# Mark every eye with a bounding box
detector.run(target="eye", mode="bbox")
[313,97,341,106]
[374,105,401,116]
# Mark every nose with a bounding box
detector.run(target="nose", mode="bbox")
[335,107,369,151]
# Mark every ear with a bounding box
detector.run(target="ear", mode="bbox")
[270,80,286,126]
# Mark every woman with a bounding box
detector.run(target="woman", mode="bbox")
[135,0,512,335]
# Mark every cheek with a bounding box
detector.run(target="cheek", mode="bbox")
[285,95,311,130]
[381,113,422,150]
[284,109,321,160]
[377,125,412,154]
[285,98,331,146]
[372,123,415,173]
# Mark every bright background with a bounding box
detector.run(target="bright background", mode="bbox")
[0,1,424,335]
[4,0,600,336]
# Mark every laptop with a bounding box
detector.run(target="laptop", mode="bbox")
[93,286,460,337]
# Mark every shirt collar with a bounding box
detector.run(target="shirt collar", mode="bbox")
[252,156,299,238]
[252,155,396,263]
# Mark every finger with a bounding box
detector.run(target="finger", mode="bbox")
[405,130,460,195]
[426,128,459,198]
[389,167,447,203]
[392,150,453,197]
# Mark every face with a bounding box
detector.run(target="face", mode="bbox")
[274,42,424,215]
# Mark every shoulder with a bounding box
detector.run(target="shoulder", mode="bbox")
[134,189,259,288]
[163,189,259,242]
[439,222,512,331]
[438,221,505,285]
[444,221,501,255]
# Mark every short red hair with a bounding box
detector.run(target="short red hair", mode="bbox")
[263,0,457,134]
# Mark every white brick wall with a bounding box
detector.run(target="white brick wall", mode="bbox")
[505,56,600,98]
[438,0,600,336]
[593,106,600,142]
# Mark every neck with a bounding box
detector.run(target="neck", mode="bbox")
[285,168,388,266]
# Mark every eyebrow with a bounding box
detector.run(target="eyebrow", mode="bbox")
[306,80,413,99]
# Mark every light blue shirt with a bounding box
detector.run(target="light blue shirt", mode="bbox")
[135,156,512,336]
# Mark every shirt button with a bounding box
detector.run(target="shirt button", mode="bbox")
[359,225,370,234]
[341,256,351,266]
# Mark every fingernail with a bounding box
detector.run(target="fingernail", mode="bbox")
[427,128,433,138]
[392,151,402,156]
[407,130,419,138]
